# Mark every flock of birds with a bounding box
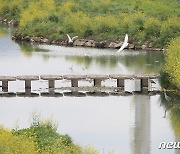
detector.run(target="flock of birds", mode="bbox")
[67,33,128,72]
[67,33,129,52]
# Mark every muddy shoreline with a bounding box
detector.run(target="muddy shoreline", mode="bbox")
[0,17,164,51]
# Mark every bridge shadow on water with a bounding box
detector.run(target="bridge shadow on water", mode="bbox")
[0,89,161,98]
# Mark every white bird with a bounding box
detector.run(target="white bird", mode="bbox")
[117,34,129,52]
[164,89,171,102]
[150,79,156,84]
[66,34,78,43]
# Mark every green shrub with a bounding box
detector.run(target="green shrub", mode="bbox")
[160,16,180,46]
[13,115,81,154]
[144,17,161,39]
[119,12,145,36]
[0,113,100,154]
[0,0,24,20]
[164,37,180,89]
[63,11,91,34]
[19,0,56,27]
[92,15,119,34]
[48,14,59,23]
[0,128,36,154]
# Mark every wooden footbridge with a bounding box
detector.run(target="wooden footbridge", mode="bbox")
[0,74,160,97]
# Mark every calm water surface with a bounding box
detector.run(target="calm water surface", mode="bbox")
[0,24,179,154]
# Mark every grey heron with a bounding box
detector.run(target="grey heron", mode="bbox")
[162,88,172,118]
[164,88,171,102]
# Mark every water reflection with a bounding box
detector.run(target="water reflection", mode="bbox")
[131,95,151,154]
[160,91,180,134]
[18,42,49,58]
[158,87,180,154]
[0,24,178,154]
[0,91,157,98]
[15,40,165,75]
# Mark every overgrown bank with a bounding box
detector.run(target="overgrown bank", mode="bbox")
[0,0,180,49]
[0,115,98,154]
[162,37,180,90]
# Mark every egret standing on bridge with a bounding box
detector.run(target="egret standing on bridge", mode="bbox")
[117,34,129,52]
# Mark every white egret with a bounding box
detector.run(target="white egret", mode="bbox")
[66,34,78,43]
[117,34,128,52]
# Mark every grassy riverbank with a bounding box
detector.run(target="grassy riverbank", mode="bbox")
[0,0,180,48]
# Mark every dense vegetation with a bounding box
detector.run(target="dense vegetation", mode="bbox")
[0,0,180,47]
[0,115,98,154]
[160,90,180,140]
[162,37,180,90]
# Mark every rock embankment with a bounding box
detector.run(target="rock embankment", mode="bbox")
[12,32,164,51]
[0,17,18,26]
[0,17,164,51]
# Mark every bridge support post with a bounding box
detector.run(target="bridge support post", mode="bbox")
[117,79,125,89]
[25,80,31,89]
[0,76,16,92]
[140,78,149,93]
[71,79,78,87]
[94,79,102,87]
[2,81,8,92]
[141,78,149,88]
[17,75,39,92]
[25,88,31,96]
[49,80,55,89]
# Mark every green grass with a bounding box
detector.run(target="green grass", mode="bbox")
[0,0,180,47]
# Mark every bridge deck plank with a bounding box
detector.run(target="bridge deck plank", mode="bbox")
[40,75,63,80]
[0,76,16,81]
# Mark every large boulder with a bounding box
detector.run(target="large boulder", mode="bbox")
[41,38,49,43]
[31,37,41,42]
[108,42,122,48]
[73,39,86,46]
[128,44,135,49]
[95,41,107,48]
[142,45,147,50]
[84,40,96,47]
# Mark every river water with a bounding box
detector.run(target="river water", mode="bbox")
[0,24,179,154]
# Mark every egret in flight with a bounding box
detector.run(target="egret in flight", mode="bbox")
[117,34,128,52]
[66,34,78,43]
